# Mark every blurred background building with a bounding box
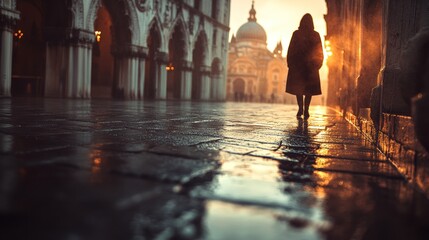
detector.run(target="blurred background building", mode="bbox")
[226,2,294,104]
[0,0,230,100]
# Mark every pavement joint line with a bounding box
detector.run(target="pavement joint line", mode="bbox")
[222,136,282,145]
[145,149,218,162]
[187,138,224,147]
[223,150,256,156]
[248,153,300,163]
[313,167,404,180]
[283,152,389,163]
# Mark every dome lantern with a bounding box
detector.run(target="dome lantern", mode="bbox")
[248,0,257,22]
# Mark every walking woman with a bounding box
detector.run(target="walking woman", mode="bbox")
[286,13,324,119]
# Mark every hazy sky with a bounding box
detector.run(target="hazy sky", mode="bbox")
[229,0,329,87]
[229,0,327,55]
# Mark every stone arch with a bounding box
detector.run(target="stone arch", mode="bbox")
[87,0,143,99]
[193,29,209,65]
[168,16,190,60]
[192,30,210,100]
[90,3,114,98]
[144,17,163,99]
[233,78,246,101]
[147,16,164,49]
[167,18,189,99]
[211,57,223,76]
[86,0,101,31]
[12,0,51,97]
[71,0,84,29]
[86,0,140,45]
[210,57,224,99]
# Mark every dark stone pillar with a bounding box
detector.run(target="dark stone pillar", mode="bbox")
[378,0,422,115]
[357,0,382,109]
[401,0,429,151]
[111,45,148,99]
[0,5,19,97]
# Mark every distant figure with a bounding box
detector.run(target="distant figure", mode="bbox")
[286,13,324,119]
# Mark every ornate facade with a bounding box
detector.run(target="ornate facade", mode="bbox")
[226,3,292,103]
[0,0,230,100]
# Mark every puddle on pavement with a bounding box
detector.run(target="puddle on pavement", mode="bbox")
[203,200,326,240]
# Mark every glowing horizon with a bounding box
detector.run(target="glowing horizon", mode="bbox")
[229,0,327,56]
[229,0,329,101]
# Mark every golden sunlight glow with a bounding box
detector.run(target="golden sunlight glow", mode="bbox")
[95,31,101,42]
[311,105,328,115]
[14,30,24,40]
[324,40,333,57]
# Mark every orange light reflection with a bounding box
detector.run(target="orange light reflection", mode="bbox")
[90,149,103,174]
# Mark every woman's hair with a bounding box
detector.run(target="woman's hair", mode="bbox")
[299,13,314,31]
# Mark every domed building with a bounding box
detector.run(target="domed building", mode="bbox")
[227,2,293,103]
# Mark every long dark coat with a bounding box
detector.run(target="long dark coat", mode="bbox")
[286,25,324,96]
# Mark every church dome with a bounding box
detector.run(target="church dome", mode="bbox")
[235,1,267,43]
[236,21,267,43]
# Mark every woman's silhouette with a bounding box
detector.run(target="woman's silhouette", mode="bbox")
[286,13,324,119]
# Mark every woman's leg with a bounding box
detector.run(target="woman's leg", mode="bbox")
[304,95,312,118]
[296,95,303,117]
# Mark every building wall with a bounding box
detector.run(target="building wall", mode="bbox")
[0,0,230,100]
[325,0,429,196]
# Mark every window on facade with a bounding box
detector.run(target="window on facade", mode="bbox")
[194,0,200,10]
[212,0,218,19]
[213,29,217,45]
[223,0,229,23]
[273,69,279,83]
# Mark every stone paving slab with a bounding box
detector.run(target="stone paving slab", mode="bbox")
[1,99,429,240]
[0,165,201,240]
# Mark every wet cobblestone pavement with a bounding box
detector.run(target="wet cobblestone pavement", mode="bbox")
[1,98,429,240]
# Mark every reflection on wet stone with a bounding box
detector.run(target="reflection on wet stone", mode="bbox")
[0,99,429,239]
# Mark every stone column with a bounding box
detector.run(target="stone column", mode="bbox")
[156,52,168,99]
[377,0,422,115]
[112,45,147,99]
[219,70,228,101]
[45,44,67,97]
[200,65,211,100]
[84,46,92,98]
[181,61,193,100]
[45,28,94,98]
[0,7,19,97]
[137,49,148,99]
[211,74,220,100]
